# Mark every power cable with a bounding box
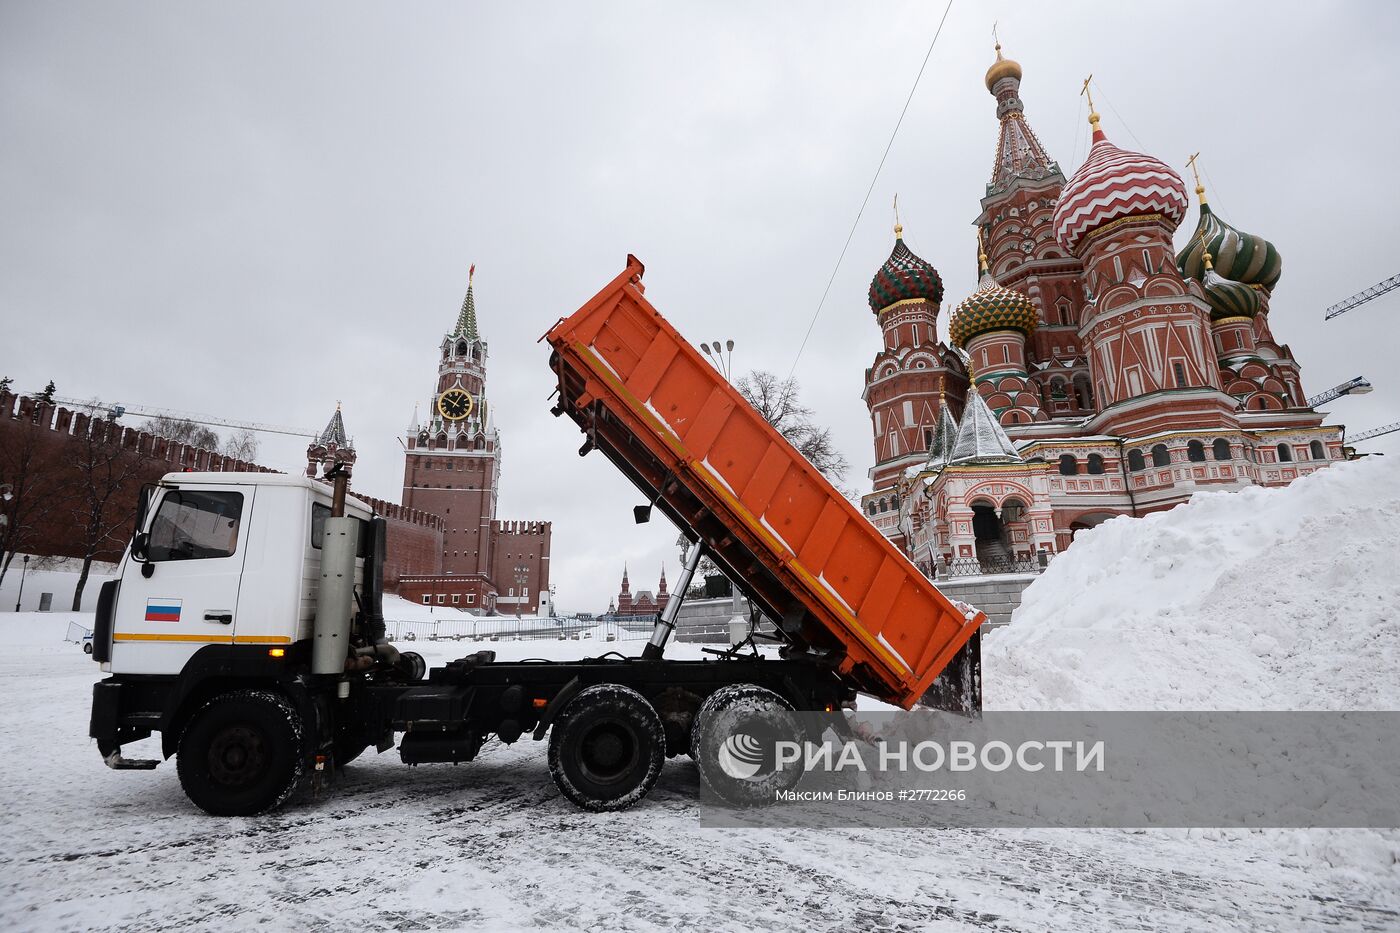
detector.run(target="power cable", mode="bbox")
[786,0,956,380]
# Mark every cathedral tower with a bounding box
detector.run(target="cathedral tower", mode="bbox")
[862,222,966,498]
[1051,98,1233,437]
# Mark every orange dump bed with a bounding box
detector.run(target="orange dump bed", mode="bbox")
[544,257,984,709]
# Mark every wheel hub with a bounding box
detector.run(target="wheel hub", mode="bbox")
[208,725,267,787]
[579,722,638,784]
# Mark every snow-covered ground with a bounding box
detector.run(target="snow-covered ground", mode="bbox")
[1,458,1397,930]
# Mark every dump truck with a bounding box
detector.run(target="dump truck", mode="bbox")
[89,256,984,815]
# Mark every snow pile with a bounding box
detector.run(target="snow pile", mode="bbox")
[986,456,1400,711]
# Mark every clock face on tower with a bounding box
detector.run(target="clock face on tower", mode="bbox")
[437,388,474,421]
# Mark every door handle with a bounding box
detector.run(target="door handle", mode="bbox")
[203,612,233,625]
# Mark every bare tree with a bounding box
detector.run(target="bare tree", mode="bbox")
[68,407,151,610]
[221,428,259,462]
[0,406,71,591]
[141,415,220,451]
[736,370,849,484]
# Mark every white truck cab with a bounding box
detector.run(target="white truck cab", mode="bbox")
[105,474,372,676]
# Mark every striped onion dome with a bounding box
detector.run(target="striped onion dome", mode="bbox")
[1177,203,1282,293]
[949,268,1039,348]
[869,227,944,313]
[1052,124,1189,256]
[1200,254,1262,320]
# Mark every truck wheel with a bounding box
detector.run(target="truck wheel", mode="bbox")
[176,689,305,816]
[547,684,664,812]
[691,684,803,808]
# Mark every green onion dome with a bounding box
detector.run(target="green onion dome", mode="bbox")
[949,264,1039,348]
[1178,202,1281,293]
[869,225,944,314]
[1200,253,1262,320]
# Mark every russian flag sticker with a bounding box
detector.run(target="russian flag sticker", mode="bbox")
[145,599,182,623]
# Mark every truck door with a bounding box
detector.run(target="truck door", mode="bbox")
[108,485,254,676]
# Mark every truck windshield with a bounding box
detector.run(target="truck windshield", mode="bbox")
[147,490,244,562]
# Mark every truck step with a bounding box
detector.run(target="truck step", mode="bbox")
[103,750,160,770]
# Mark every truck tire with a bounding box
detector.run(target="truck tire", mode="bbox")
[690,684,803,808]
[547,684,664,812]
[176,689,305,816]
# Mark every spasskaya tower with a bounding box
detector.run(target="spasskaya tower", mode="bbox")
[398,267,552,615]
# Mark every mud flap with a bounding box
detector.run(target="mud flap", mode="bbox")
[918,629,982,715]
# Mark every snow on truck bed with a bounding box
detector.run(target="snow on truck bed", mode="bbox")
[1,458,1398,929]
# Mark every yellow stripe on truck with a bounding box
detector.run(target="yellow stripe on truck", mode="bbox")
[113,633,294,645]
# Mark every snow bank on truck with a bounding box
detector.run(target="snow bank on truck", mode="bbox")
[985,455,1400,711]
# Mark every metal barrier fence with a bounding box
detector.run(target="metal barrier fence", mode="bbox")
[385,617,653,644]
[937,553,1053,579]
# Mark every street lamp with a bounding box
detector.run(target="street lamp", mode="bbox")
[513,563,529,618]
[15,554,30,613]
[700,339,736,382]
[1306,376,1373,409]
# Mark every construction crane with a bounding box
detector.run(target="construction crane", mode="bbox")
[1305,376,1373,409]
[1350,421,1400,444]
[45,396,317,438]
[1324,273,1400,320]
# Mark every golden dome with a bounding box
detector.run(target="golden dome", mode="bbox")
[985,43,1022,92]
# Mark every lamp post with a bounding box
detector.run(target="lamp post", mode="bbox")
[514,563,529,619]
[699,341,748,643]
[15,554,30,613]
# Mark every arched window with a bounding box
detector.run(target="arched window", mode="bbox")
[1087,454,1105,475]
[1213,439,1231,461]
[1256,397,1268,411]
[1058,454,1078,476]
[1151,444,1170,467]
[892,494,900,509]
[1310,440,1326,460]
[879,498,887,512]
[1187,440,1206,462]
[1049,377,1068,400]
[1073,373,1094,409]
[1277,443,1293,462]
[1128,449,1145,472]
[456,340,469,357]
[867,502,877,517]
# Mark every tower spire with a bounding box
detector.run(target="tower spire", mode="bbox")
[1185,152,1208,206]
[454,263,479,340]
[893,193,903,239]
[984,39,1056,192]
[1081,75,1104,142]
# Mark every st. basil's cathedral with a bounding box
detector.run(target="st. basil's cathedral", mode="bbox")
[861,44,1341,574]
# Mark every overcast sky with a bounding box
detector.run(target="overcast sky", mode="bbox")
[3,2,1397,613]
